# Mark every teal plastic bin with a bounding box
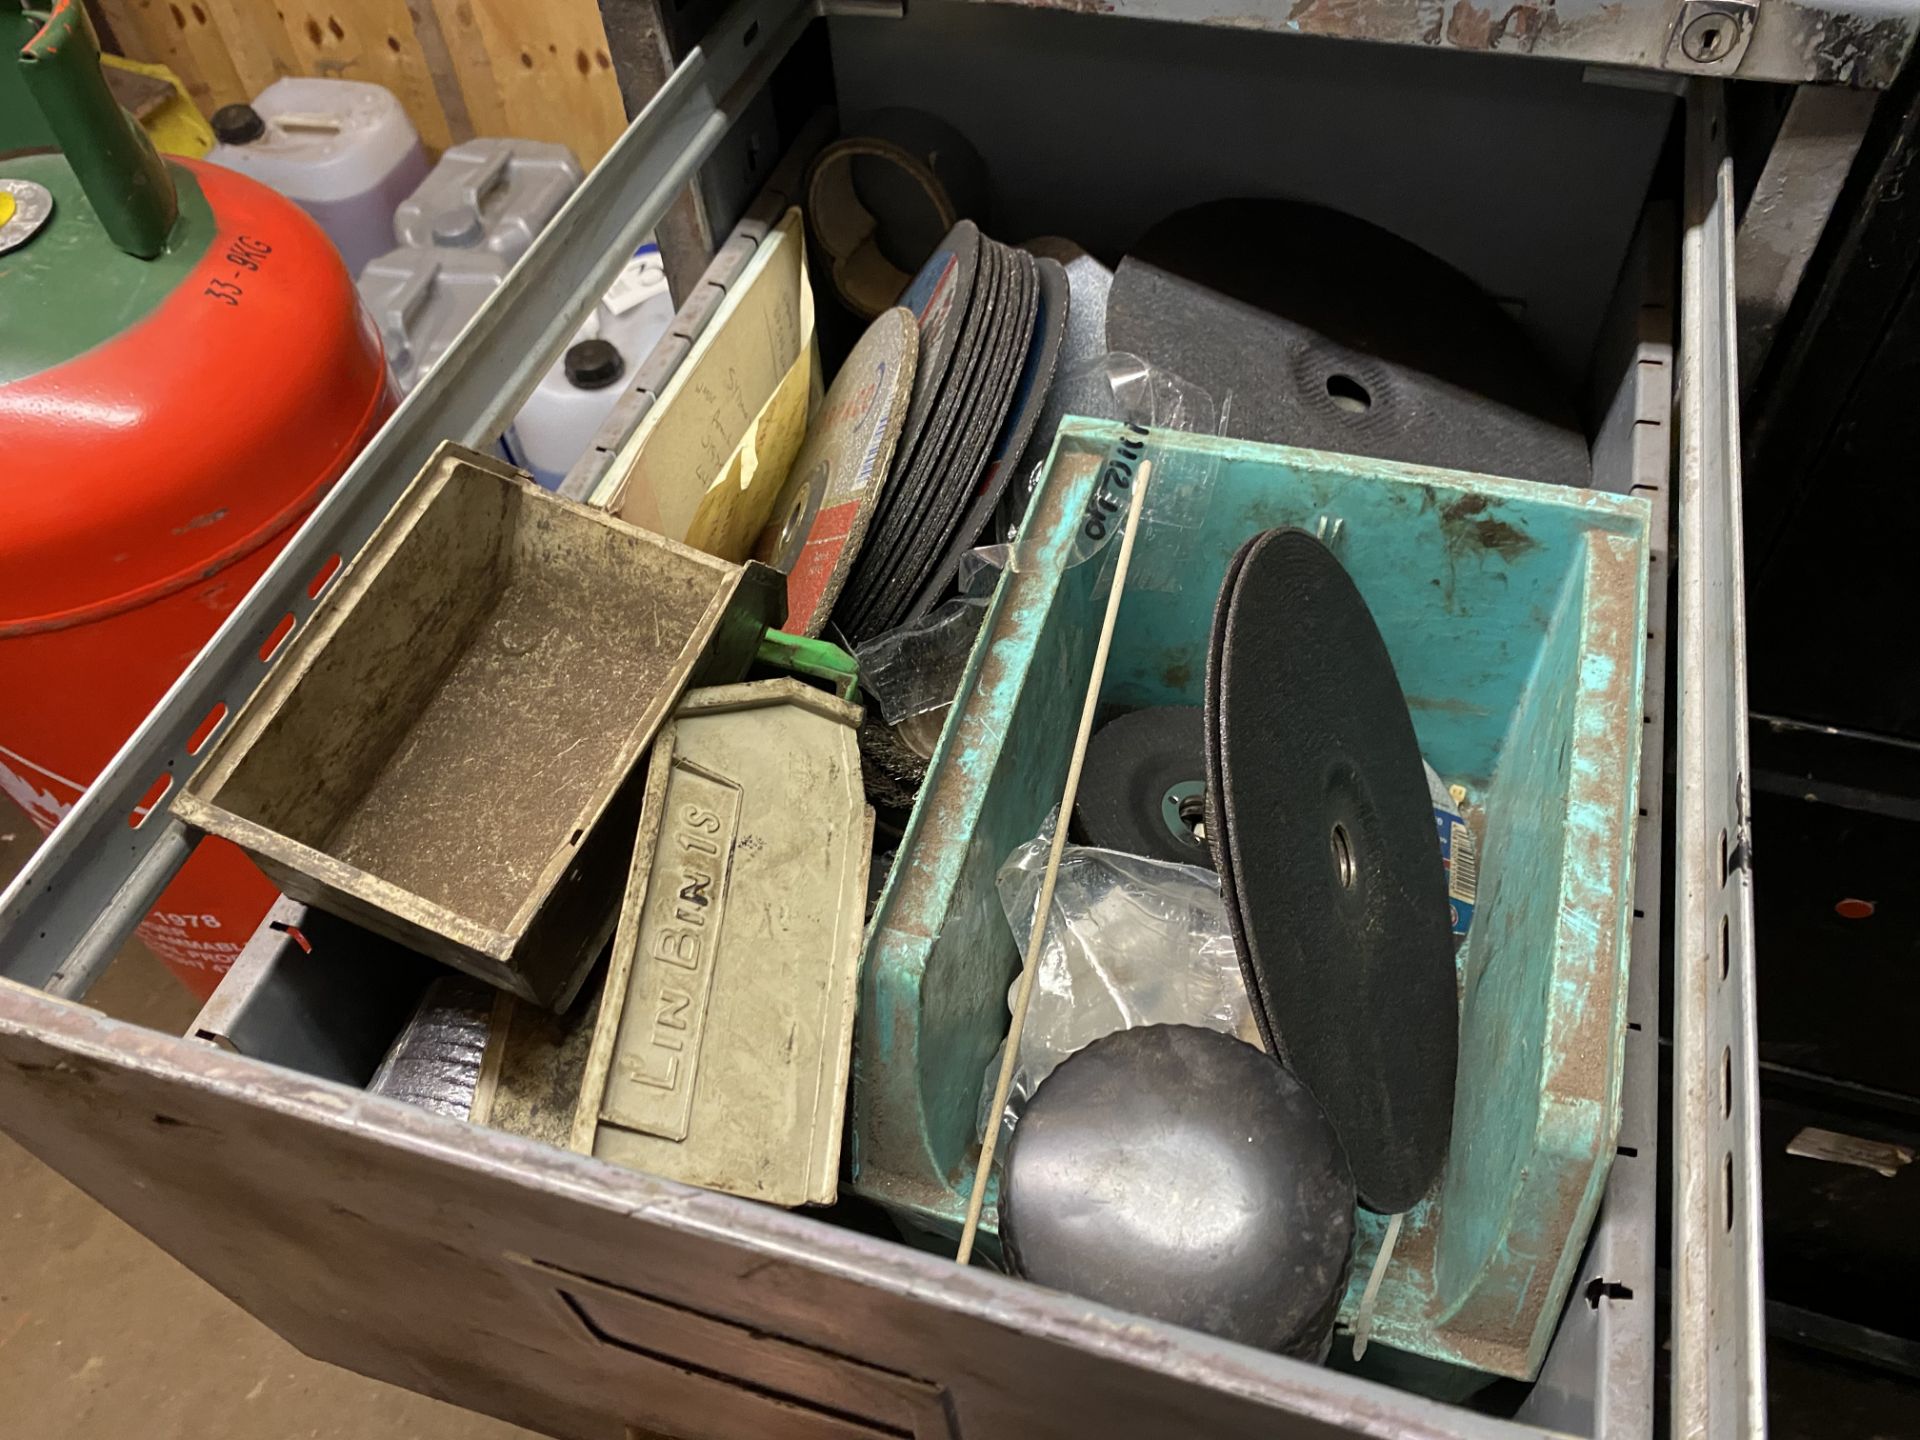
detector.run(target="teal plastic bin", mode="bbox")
[849,419,1651,1382]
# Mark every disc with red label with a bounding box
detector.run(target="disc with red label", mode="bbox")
[753,307,919,636]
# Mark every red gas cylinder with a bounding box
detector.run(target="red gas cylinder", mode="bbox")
[1,8,391,997]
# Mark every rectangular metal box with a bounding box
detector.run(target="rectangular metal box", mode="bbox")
[175,447,772,1009]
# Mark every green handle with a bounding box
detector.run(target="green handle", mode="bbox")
[755,630,863,705]
[17,0,178,257]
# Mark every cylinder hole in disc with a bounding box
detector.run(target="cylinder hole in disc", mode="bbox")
[1178,793,1207,843]
[1331,822,1356,888]
[1326,374,1372,415]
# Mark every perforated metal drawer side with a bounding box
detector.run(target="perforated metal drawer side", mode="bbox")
[1671,81,1767,1440]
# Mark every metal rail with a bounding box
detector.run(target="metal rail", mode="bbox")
[0,0,816,994]
[1673,78,1768,1440]
[947,0,1918,88]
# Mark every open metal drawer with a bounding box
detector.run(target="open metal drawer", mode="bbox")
[0,3,1774,1434]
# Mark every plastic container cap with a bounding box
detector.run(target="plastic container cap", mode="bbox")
[565,338,625,391]
[211,103,264,145]
[431,204,485,248]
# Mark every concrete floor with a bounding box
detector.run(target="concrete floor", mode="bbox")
[1,822,540,1439]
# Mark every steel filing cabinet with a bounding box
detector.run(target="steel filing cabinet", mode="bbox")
[4,0,1903,1434]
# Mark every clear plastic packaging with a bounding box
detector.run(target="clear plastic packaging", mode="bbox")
[977,810,1257,1147]
[1007,353,1224,594]
[853,597,988,726]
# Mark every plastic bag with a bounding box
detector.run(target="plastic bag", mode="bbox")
[977,809,1258,1148]
[852,596,989,726]
[1006,352,1224,595]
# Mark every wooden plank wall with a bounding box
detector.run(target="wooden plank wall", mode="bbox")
[87,0,631,165]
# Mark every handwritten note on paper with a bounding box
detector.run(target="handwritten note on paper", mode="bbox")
[599,208,817,560]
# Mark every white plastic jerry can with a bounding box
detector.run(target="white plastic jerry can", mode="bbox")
[507,245,675,491]
[206,77,430,276]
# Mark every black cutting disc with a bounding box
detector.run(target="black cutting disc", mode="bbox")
[1000,243,1113,539]
[912,254,1069,619]
[843,238,1044,640]
[1108,199,1590,488]
[893,220,981,481]
[1205,528,1457,1213]
[1001,1025,1356,1359]
[877,246,1037,627]
[1074,706,1213,869]
[839,236,1004,636]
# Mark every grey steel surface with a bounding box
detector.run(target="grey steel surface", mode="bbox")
[0,0,815,999]
[829,2,1677,383]
[594,0,724,302]
[952,0,1916,86]
[1673,80,1768,1440]
[190,898,436,1086]
[0,992,1574,1440]
[1735,85,1879,398]
[120,200,1681,1440]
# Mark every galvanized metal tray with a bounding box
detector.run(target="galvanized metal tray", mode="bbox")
[573,677,871,1206]
[174,445,779,1009]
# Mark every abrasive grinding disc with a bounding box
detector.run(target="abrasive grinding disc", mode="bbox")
[753,306,919,636]
[910,254,1070,618]
[895,219,980,470]
[1205,527,1458,1212]
[839,233,1003,637]
[1073,706,1212,869]
[1108,199,1589,489]
[874,245,1036,628]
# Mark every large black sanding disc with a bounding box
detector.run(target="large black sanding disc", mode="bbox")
[1205,528,1457,1212]
[1001,1025,1355,1359]
[1074,706,1212,869]
[1109,199,1590,489]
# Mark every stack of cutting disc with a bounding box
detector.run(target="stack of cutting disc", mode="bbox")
[831,221,1068,644]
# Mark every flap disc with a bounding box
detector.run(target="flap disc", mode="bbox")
[1205,528,1457,1212]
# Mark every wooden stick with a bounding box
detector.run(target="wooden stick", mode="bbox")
[1350,1209,1404,1360]
[956,459,1154,1266]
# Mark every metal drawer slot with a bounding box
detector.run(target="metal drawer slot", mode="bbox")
[516,1256,954,1440]
[1672,80,1766,1440]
